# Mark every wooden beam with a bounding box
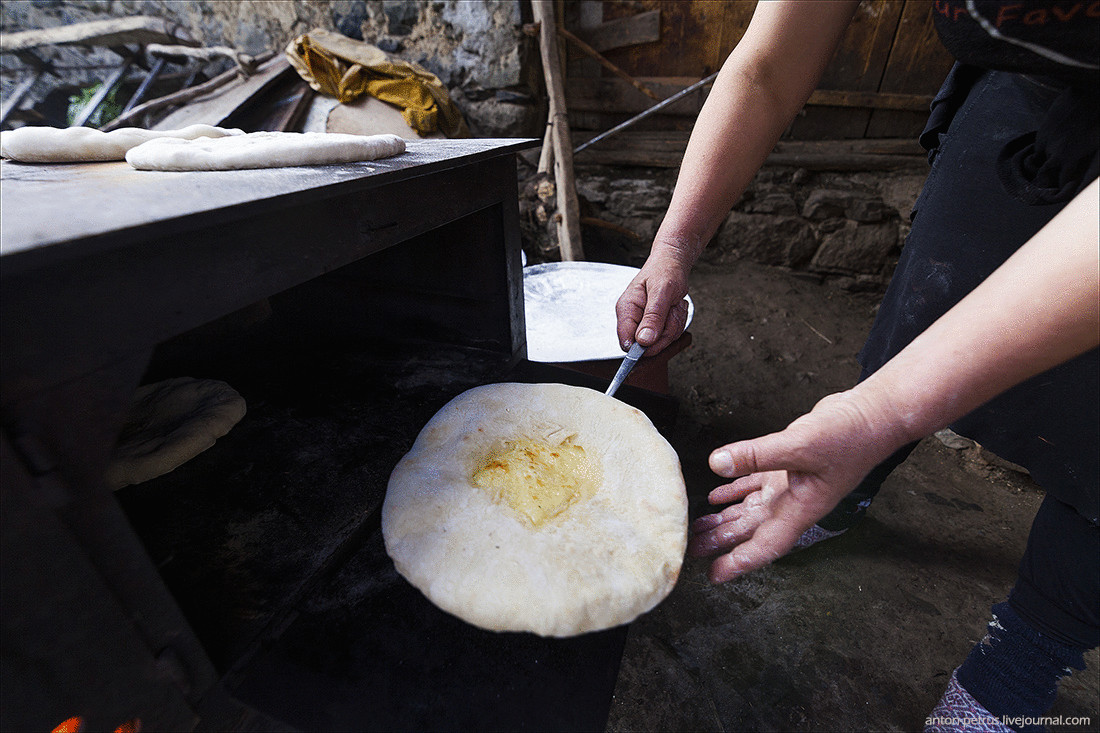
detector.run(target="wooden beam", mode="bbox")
[102,52,280,131]
[532,2,584,261]
[572,130,927,170]
[573,9,660,54]
[0,70,44,127]
[766,139,928,170]
[566,77,933,118]
[566,76,708,117]
[808,88,933,112]
[0,17,195,52]
[558,25,660,101]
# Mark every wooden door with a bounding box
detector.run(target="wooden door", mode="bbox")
[564,0,956,140]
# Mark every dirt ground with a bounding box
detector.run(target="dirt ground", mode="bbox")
[604,260,1099,732]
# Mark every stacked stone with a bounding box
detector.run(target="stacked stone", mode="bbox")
[566,166,926,291]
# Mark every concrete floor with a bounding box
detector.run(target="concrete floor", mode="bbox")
[604,261,1099,732]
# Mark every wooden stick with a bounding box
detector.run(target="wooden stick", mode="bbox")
[145,43,264,75]
[580,216,643,240]
[101,66,236,130]
[101,50,275,130]
[537,122,554,174]
[557,25,660,101]
[531,3,584,261]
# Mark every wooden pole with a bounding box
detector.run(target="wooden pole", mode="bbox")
[537,123,554,174]
[557,25,661,101]
[532,1,584,261]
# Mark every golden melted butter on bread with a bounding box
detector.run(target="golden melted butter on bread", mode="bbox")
[472,435,600,526]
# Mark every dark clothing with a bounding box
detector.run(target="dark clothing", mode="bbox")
[863,66,1099,524]
[1011,494,1100,648]
[824,65,1099,652]
[820,2,1099,717]
[932,2,1100,206]
[931,0,1099,87]
[959,599,1089,731]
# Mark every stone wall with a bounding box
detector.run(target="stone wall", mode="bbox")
[1,0,539,136]
[525,161,927,291]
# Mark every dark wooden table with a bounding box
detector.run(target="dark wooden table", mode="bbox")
[0,138,534,731]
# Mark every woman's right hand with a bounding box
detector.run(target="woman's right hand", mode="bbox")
[611,0,864,356]
[615,250,692,356]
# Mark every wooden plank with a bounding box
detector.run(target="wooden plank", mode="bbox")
[814,0,904,91]
[572,129,690,167]
[220,74,315,132]
[809,88,933,112]
[598,1,729,78]
[866,0,955,137]
[559,25,661,100]
[767,138,927,169]
[565,0,605,77]
[566,76,931,119]
[789,0,905,139]
[571,130,925,169]
[0,69,44,127]
[566,76,710,117]
[874,0,955,95]
[574,9,660,53]
[714,1,758,73]
[150,56,291,130]
[0,17,195,52]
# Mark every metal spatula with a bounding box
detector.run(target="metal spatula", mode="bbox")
[605,342,646,397]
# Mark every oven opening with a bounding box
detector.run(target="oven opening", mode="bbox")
[107,237,655,730]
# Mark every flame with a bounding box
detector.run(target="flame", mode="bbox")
[52,717,141,733]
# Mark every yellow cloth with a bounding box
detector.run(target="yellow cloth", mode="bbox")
[286,28,468,138]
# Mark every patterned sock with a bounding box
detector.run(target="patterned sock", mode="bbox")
[793,524,848,550]
[955,601,1087,732]
[925,669,1011,732]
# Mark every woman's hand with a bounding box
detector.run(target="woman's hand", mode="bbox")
[687,390,908,583]
[612,1,861,355]
[688,170,1098,582]
[614,248,692,355]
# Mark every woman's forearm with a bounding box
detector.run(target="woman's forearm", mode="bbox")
[651,0,860,268]
[856,177,1100,446]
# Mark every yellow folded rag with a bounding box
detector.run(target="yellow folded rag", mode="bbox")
[286,28,468,138]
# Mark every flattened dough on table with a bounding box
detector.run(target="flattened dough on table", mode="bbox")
[383,382,688,637]
[0,124,243,163]
[125,130,406,170]
[106,377,247,490]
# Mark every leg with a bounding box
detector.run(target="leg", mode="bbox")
[929,496,1098,732]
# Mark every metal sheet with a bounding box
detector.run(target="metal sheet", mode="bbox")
[523,261,694,363]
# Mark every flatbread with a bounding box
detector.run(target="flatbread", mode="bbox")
[0,124,243,163]
[383,382,687,637]
[125,130,406,171]
[106,377,247,490]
